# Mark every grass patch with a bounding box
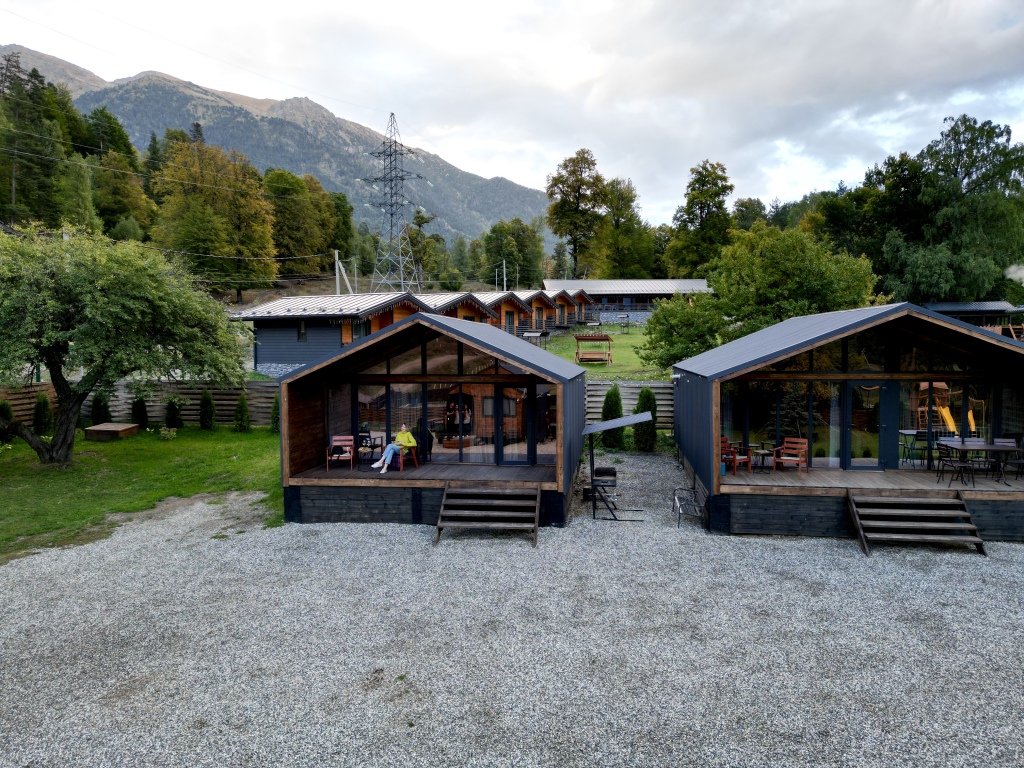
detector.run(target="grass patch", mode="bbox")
[542,329,669,380]
[0,426,282,563]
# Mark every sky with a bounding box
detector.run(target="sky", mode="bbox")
[2,0,1024,225]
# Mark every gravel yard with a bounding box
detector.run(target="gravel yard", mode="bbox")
[2,453,1024,767]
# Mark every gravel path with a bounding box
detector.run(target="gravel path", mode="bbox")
[2,454,1024,767]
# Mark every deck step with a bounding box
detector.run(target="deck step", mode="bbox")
[854,509,973,518]
[848,491,986,557]
[860,520,977,531]
[435,482,541,547]
[865,533,985,544]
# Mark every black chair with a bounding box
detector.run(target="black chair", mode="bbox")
[936,443,974,488]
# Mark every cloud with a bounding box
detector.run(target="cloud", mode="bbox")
[5,0,1024,223]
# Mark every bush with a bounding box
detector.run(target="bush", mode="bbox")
[33,392,53,435]
[0,399,14,443]
[199,389,216,430]
[633,386,657,452]
[131,397,149,429]
[270,392,280,434]
[234,393,251,432]
[164,397,185,429]
[600,384,624,449]
[91,393,111,426]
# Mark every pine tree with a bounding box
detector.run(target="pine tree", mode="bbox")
[600,384,624,449]
[199,389,216,430]
[233,393,251,432]
[633,387,657,452]
[165,399,184,429]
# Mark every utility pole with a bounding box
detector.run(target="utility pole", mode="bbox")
[495,269,498,291]
[503,260,507,292]
[335,250,341,295]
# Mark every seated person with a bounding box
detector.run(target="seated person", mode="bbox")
[372,424,417,474]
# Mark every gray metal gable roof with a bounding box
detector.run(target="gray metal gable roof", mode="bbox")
[672,302,1024,380]
[415,291,497,318]
[231,292,429,320]
[544,279,711,295]
[924,301,1022,314]
[282,312,586,384]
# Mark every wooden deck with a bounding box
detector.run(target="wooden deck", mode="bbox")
[292,462,558,491]
[721,467,1024,500]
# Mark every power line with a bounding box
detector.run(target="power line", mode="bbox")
[117,240,332,262]
[0,144,326,201]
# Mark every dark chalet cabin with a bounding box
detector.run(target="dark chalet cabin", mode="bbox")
[674,302,1024,543]
[280,313,586,527]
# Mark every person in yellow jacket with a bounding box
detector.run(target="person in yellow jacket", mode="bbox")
[372,424,417,473]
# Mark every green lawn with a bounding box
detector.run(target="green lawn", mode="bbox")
[0,427,282,562]
[542,328,670,380]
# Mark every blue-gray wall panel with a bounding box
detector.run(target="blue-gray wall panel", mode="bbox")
[562,373,586,495]
[256,323,342,366]
[675,374,714,498]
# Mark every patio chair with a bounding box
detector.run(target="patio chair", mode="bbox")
[326,435,355,472]
[773,437,808,473]
[994,438,1023,481]
[397,443,419,471]
[936,442,973,487]
[721,436,751,474]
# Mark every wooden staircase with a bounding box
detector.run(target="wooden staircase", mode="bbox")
[848,492,986,556]
[434,483,541,547]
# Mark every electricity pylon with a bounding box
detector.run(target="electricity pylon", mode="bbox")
[363,113,422,291]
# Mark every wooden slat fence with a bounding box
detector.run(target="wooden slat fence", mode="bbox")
[82,380,279,426]
[586,380,673,429]
[0,382,57,423]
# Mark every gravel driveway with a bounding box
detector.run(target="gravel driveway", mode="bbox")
[2,453,1023,767]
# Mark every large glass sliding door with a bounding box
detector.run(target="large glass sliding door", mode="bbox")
[847,381,899,470]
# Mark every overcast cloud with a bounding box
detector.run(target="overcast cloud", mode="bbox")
[3,0,1023,224]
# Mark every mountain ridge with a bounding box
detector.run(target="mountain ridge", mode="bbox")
[1,44,550,243]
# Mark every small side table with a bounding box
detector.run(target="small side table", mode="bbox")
[752,448,772,472]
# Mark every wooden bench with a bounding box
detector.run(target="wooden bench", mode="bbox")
[84,422,138,442]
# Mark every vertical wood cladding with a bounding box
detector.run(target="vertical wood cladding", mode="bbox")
[286,379,326,477]
[328,383,352,438]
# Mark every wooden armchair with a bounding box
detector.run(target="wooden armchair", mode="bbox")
[326,435,355,472]
[721,436,751,475]
[773,437,808,473]
[397,443,419,471]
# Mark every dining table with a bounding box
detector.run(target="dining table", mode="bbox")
[938,439,1022,486]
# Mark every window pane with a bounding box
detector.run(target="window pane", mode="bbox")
[811,382,841,467]
[501,387,527,462]
[537,385,556,465]
[389,346,423,376]
[463,346,495,375]
[357,385,387,455]
[389,384,421,442]
[461,383,494,462]
[428,382,460,463]
[425,336,460,376]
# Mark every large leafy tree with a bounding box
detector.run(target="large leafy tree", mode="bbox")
[263,168,332,277]
[545,148,606,277]
[819,115,1024,303]
[483,217,544,287]
[640,222,877,368]
[153,134,276,301]
[665,160,734,277]
[592,178,654,278]
[0,231,247,464]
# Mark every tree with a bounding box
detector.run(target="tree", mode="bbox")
[54,153,103,232]
[32,392,53,435]
[593,178,654,278]
[450,235,469,274]
[546,148,606,277]
[483,218,544,287]
[0,399,13,443]
[633,387,657,452]
[328,191,354,260]
[732,197,767,230]
[153,141,276,301]
[263,168,331,276]
[665,160,734,277]
[92,151,156,234]
[600,384,624,449]
[639,222,877,368]
[87,107,139,170]
[0,231,248,463]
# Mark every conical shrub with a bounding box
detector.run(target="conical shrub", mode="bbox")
[233,393,251,432]
[199,389,216,430]
[33,392,53,435]
[91,393,111,426]
[131,397,149,429]
[270,392,280,434]
[600,384,624,449]
[633,386,657,452]
[0,399,14,443]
